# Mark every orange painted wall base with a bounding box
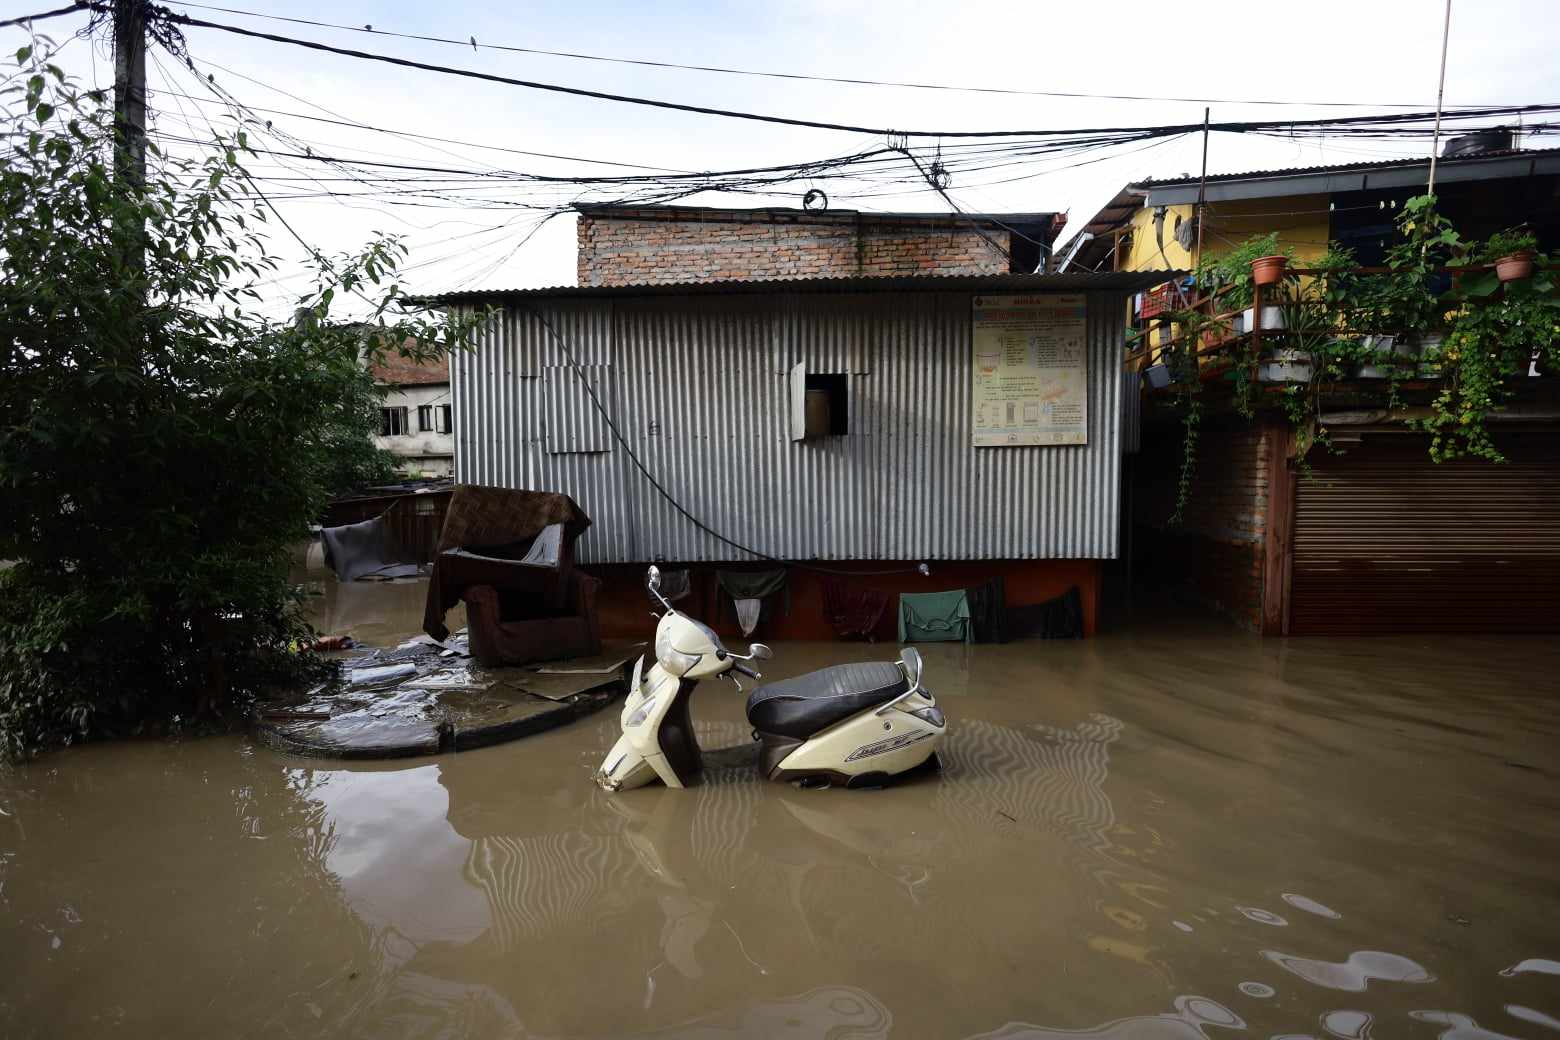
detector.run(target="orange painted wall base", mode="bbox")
[586,559,1102,643]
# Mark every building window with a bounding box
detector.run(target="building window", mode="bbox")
[417,404,433,432]
[790,362,849,440]
[381,406,409,436]
[805,373,849,436]
[436,403,453,434]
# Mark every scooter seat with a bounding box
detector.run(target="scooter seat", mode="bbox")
[745,662,907,740]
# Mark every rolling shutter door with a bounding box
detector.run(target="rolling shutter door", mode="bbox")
[1290,434,1560,635]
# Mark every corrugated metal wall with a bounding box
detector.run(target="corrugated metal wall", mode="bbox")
[451,291,1125,564]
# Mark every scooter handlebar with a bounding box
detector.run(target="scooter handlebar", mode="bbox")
[731,662,761,681]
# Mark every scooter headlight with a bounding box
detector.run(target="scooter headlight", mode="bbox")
[655,626,699,675]
[910,705,945,728]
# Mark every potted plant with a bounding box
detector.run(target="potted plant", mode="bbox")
[1251,254,1289,286]
[1197,232,1291,324]
[1483,228,1539,282]
[1262,282,1326,383]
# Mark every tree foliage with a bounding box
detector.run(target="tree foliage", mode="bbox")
[0,40,475,757]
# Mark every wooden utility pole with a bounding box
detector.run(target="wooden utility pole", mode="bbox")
[112,0,146,192]
[1426,0,1453,195]
[1194,107,1210,272]
[112,0,147,281]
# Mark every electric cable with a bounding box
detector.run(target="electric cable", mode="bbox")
[520,307,927,576]
[158,0,1515,110]
[161,10,1560,141]
[0,3,85,29]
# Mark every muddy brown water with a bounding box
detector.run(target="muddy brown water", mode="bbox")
[2,581,1558,1039]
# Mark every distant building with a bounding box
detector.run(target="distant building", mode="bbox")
[574,203,1066,287]
[370,349,454,478]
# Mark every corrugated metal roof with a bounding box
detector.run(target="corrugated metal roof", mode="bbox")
[424,270,1176,307]
[574,201,1062,228]
[1131,146,1560,189]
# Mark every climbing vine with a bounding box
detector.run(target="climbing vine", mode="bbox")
[1159,194,1557,525]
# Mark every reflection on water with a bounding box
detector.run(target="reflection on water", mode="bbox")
[970,995,1245,1040]
[1412,1010,1526,1040]
[4,604,1560,1038]
[1262,949,1433,992]
[1320,1009,1374,1040]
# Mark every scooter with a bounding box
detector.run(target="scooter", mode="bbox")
[595,565,947,791]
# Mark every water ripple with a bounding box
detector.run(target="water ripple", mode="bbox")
[1281,893,1342,920]
[967,995,1245,1040]
[1500,958,1560,977]
[1411,1011,1525,1040]
[1263,949,1433,992]
[1321,1010,1372,1040]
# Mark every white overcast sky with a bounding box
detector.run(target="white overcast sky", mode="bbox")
[15,0,1560,315]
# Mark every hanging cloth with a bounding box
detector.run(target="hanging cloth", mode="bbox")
[967,576,1007,644]
[717,568,789,629]
[734,599,763,636]
[821,576,889,641]
[897,589,973,644]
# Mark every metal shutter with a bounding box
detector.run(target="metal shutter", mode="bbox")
[1290,434,1560,635]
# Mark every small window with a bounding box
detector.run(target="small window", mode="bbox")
[790,362,848,440]
[380,406,409,437]
[417,404,433,432]
[436,403,453,434]
[805,373,848,436]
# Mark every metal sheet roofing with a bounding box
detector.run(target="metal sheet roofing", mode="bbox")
[1071,147,1560,235]
[424,270,1177,307]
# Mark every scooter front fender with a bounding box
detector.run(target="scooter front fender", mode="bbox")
[596,733,659,791]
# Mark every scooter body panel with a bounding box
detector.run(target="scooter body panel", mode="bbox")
[598,655,703,790]
[769,689,944,784]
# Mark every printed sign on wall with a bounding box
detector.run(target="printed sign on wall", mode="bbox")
[971,294,1088,446]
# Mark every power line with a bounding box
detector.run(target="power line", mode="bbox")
[158,0,1512,110]
[164,10,1560,142]
[0,3,85,29]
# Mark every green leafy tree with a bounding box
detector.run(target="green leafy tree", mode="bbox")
[0,40,475,757]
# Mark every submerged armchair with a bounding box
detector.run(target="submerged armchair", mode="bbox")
[422,486,600,666]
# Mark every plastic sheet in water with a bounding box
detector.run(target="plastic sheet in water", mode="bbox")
[346,662,418,688]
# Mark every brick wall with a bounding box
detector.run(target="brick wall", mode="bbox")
[577,211,1012,286]
[1131,419,1273,629]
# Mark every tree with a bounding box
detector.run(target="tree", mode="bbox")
[0,39,476,757]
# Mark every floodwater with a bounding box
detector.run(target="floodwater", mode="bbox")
[2,584,1559,1039]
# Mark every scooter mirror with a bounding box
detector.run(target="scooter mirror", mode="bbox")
[899,647,923,690]
[645,565,662,595]
[748,643,773,661]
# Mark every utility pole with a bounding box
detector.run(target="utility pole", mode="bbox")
[1194,107,1210,272]
[112,0,146,192]
[1426,0,1453,196]
[112,0,147,280]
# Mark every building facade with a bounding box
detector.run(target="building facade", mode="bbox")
[437,273,1164,638]
[1072,138,1560,635]
[371,351,455,478]
[575,204,1064,287]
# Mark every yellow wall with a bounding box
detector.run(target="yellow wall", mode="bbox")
[1115,193,1332,274]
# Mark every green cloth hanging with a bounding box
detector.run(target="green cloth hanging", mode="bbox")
[898,589,973,644]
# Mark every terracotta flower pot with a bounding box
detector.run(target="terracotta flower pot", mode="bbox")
[1250,255,1289,286]
[1495,249,1536,283]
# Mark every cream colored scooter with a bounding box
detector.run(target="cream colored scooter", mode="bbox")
[595,566,946,791]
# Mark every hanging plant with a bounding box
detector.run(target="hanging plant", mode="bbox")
[1415,261,1558,461]
[1163,308,1225,523]
[1483,228,1539,283]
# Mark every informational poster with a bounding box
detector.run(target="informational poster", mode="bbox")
[971,294,1088,447]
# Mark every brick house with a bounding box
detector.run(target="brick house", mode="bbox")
[575,204,1065,287]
